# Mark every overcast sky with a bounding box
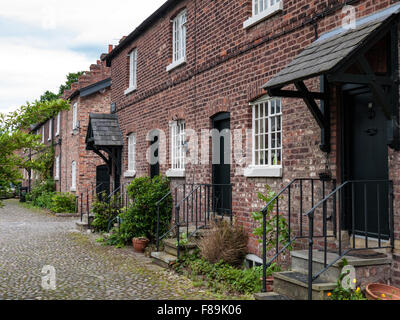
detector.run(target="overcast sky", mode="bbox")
[0,0,167,114]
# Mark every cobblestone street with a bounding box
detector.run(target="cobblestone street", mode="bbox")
[0,200,248,300]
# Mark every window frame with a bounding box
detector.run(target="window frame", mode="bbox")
[72,102,78,131]
[41,126,45,143]
[124,48,138,95]
[71,161,77,191]
[48,119,52,141]
[54,156,60,181]
[166,10,187,72]
[166,120,186,177]
[243,0,283,29]
[56,113,60,136]
[125,133,137,177]
[244,97,283,178]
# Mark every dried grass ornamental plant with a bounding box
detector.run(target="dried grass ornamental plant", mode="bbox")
[197,220,248,267]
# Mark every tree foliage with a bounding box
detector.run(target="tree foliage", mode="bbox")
[39,71,85,102]
[58,71,85,96]
[0,99,70,200]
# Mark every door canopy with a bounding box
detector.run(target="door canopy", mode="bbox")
[86,113,124,174]
[263,4,400,152]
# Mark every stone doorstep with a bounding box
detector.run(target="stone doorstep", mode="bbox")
[291,250,392,268]
[254,292,291,300]
[163,238,198,257]
[55,213,80,217]
[273,271,337,291]
[273,271,337,300]
[151,251,177,269]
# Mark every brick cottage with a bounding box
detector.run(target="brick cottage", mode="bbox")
[22,56,112,208]
[90,0,400,295]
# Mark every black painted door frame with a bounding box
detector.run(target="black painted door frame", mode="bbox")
[149,130,160,179]
[211,112,232,216]
[341,85,390,238]
[96,164,111,200]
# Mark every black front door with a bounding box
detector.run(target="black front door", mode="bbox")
[96,165,110,200]
[343,89,389,238]
[149,130,160,179]
[212,113,232,216]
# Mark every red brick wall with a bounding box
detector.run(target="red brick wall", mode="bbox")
[108,0,400,284]
[54,59,111,208]
[55,88,111,198]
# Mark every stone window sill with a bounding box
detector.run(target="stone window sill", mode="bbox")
[244,166,282,178]
[166,58,186,72]
[166,169,185,178]
[243,2,283,29]
[124,171,137,178]
[124,86,137,96]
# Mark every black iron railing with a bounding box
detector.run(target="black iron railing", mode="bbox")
[80,183,104,223]
[106,184,131,232]
[304,180,394,300]
[261,178,336,293]
[175,184,233,258]
[155,183,233,257]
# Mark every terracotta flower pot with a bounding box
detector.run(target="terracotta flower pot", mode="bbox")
[132,237,149,253]
[366,283,400,300]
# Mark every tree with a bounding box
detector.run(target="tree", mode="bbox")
[0,99,70,204]
[58,71,85,96]
[39,71,85,103]
[40,91,59,103]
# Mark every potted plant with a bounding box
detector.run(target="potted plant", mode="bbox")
[366,283,400,300]
[132,236,150,253]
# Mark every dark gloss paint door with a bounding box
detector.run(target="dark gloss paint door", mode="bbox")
[212,113,232,216]
[343,90,389,238]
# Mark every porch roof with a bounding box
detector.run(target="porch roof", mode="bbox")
[86,113,124,148]
[263,4,400,91]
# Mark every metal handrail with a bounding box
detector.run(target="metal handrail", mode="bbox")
[176,185,201,210]
[303,179,394,300]
[155,184,188,251]
[261,178,324,293]
[80,183,104,222]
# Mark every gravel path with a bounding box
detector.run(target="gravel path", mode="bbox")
[0,200,248,300]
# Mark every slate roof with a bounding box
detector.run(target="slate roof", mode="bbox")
[86,114,124,148]
[263,5,400,90]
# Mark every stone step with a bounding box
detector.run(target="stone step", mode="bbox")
[163,238,198,257]
[151,251,177,269]
[291,249,391,283]
[273,271,337,300]
[254,292,292,300]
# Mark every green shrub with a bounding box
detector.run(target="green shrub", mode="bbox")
[91,192,119,232]
[51,192,77,213]
[111,176,172,245]
[174,251,281,295]
[34,192,55,209]
[252,185,291,253]
[28,179,56,203]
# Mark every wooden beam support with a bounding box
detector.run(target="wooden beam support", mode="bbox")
[357,56,392,119]
[327,73,393,86]
[295,81,326,129]
[269,87,327,100]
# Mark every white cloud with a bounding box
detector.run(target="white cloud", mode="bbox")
[0,41,92,112]
[0,0,167,114]
[0,0,168,46]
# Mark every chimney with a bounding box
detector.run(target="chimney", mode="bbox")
[108,44,113,53]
